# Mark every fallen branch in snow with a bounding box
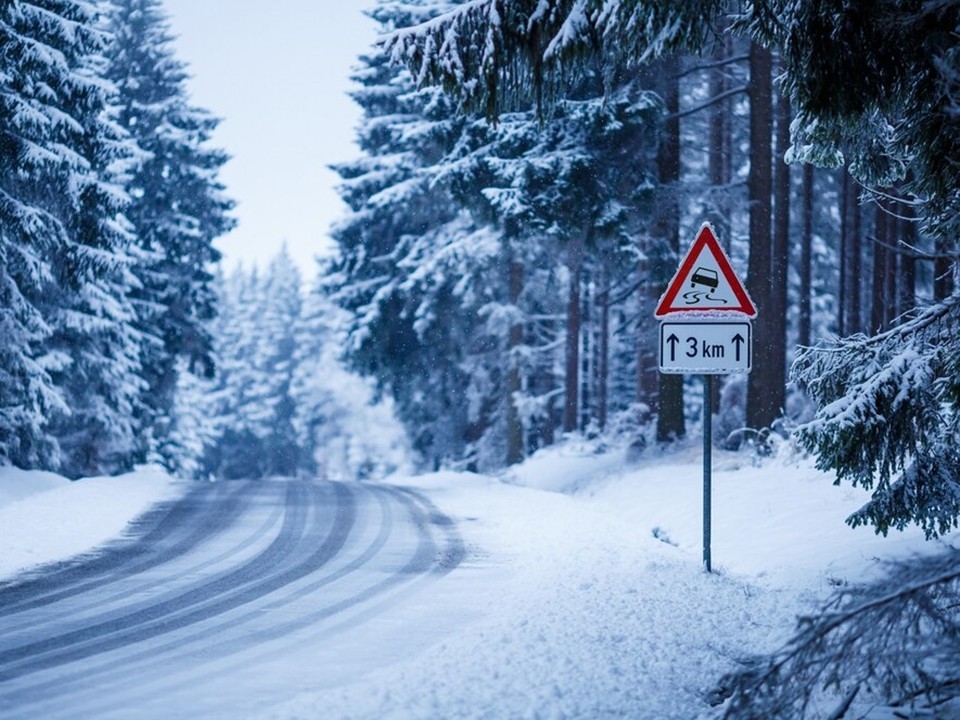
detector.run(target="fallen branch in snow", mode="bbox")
[716,546,960,720]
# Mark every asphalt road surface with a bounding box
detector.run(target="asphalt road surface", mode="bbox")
[0,478,465,719]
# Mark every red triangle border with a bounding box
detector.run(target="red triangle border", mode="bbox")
[654,223,757,318]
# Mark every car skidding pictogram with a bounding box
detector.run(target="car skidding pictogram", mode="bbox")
[690,267,719,290]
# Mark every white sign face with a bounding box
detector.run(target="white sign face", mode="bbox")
[658,321,752,375]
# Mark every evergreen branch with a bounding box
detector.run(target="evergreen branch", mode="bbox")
[664,84,748,121]
[720,548,960,720]
[672,53,750,79]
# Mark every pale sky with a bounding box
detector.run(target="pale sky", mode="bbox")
[162,1,379,276]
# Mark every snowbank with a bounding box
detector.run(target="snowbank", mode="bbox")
[0,465,181,580]
[265,439,954,720]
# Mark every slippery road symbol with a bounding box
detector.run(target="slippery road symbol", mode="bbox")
[682,266,728,306]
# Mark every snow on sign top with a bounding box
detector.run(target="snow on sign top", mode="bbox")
[654,223,757,318]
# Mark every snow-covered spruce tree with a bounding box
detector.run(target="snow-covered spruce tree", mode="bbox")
[1,0,146,475]
[335,0,666,469]
[102,0,234,466]
[199,266,267,479]
[0,1,73,467]
[291,271,413,481]
[253,248,302,476]
[329,0,480,468]
[453,84,658,458]
[792,296,960,539]
[196,253,302,479]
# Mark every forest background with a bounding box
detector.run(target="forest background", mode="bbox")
[1,0,957,518]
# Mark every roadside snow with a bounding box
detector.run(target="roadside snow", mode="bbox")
[265,440,952,720]
[0,465,180,580]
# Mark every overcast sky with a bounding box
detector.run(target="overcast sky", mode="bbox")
[163,1,378,276]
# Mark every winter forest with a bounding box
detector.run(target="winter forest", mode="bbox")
[4,0,956,501]
[3,0,960,716]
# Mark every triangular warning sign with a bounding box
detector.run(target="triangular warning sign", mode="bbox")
[654,223,757,318]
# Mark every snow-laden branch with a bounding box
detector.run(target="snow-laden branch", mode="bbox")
[792,293,960,538]
[383,0,727,119]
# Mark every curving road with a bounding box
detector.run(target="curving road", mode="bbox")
[0,478,465,719]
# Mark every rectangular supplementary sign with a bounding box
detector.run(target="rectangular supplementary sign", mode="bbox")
[658,320,752,375]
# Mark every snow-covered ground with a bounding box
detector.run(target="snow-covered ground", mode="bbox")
[1,441,953,719]
[0,465,182,580]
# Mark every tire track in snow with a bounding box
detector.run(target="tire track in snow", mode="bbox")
[0,478,465,720]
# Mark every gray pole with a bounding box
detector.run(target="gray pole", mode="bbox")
[703,374,713,573]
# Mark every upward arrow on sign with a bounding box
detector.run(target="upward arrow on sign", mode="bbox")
[654,223,757,318]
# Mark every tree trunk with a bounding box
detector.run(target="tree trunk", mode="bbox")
[745,42,778,430]
[883,204,898,327]
[799,163,814,347]
[897,199,917,317]
[506,257,524,465]
[654,55,684,442]
[838,168,848,336]
[934,236,955,301]
[849,174,863,333]
[579,268,592,431]
[563,227,585,433]
[770,64,790,395]
[597,280,610,431]
[709,34,732,244]
[871,201,889,332]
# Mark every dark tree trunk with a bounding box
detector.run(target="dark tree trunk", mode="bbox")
[770,65,790,395]
[506,257,524,466]
[597,281,610,431]
[579,268,592,430]
[800,163,814,347]
[882,198,898,327]
[849,175,863,333]
[838,169,848,336]
[654,55,684,442]
[745,42,778,430]
[709,34,732,244]
[897,199,917,317]
[563,227,585,433]
[537,318,557,449]
[871,202,889,332]
[934,236,955,301]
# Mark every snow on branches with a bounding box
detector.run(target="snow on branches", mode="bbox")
[792,294,960,539]
[718,546,960,719]
[383,0,724,119]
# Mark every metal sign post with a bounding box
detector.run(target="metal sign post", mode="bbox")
[702,375,713,572]
[654,223,756,573]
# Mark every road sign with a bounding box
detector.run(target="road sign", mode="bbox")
[658,320,752,374]
[655,223,757,318]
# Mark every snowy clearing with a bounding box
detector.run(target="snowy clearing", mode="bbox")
[1,442,953,719]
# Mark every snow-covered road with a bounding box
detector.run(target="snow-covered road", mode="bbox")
[1,443,951,719]
[0,478,465,719]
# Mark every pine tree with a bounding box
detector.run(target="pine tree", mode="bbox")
[793,295,960,539]
[292,273,412,480]
[201,266,266,479]
[0,1,74,467]
[1,0,146,475]
[329,0,478,468]
[102,0,234,465]
[255,248,302,476]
